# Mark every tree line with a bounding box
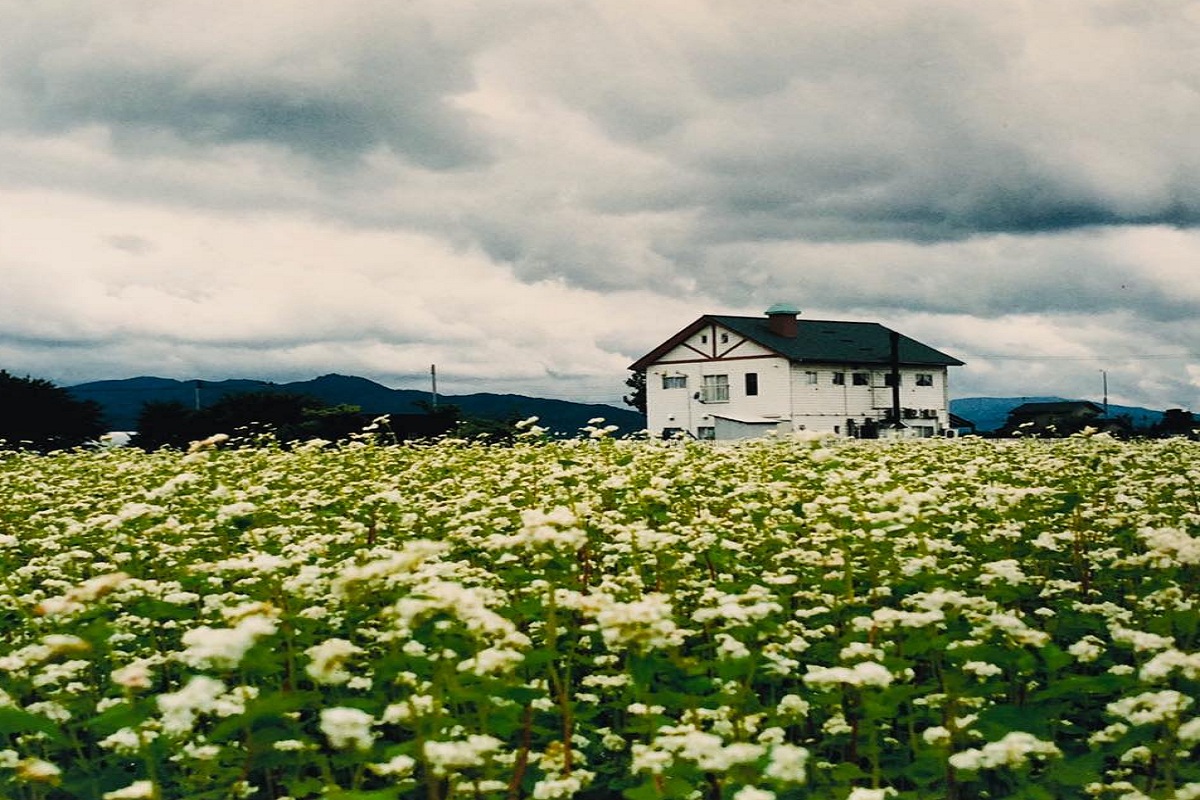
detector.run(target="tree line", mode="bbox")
[1,371,523,452]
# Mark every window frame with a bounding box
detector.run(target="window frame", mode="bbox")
[701,374,730,403]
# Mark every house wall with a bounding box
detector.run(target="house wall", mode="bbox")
[642,321,953,439]
[787,364,951,436]
[645,353,792,437]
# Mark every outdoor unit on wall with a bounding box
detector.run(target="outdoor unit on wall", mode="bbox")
[921,409,937,419]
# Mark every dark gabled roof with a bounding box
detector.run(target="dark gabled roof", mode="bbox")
[1008,401,1104,416]
[630,314,965,371]
[949,412,976,430]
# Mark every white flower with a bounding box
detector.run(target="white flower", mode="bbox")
[978,559,1027,586]
[763,743,809,783]
[1139,649,1200,683]
[733,787,775,800]
[156,676,226,736]
[1068,636,1105,663]
[1108,691,1194,726]
[949,732,1061,770]
[922,726,952,746]
[111,662,153,690]
[846,789,896,800]
[319,707,376,751]
[15,758,61,783]
[304,638,361,685]
[593,593,684,651]
[179,614,277,670]
[803,661,893,688]
[776,694,810,719]
[368,754,416,777]
[962,661,1003,679]
[1178,717,1200,746]
[423,734,503,776]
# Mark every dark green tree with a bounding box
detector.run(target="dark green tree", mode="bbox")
[130,401,205,451]
[131,391,371,450]
[0,370,106,451]
[623,369,646,416]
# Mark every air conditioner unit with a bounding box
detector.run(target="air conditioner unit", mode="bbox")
[920,409,938,419]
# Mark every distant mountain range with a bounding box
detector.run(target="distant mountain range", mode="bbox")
[67,375,1170,436]
[68,374,644,435]
[949,396,1164,433]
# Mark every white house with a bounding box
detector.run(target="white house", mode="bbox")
[629,304,964,440]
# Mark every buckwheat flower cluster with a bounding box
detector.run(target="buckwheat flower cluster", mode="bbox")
[803,661,893,688]
[949,731,1061,770]
[178,612,278,670]
[593,592,685,651]
[1107,690,1194,726]
[304,638,362,685]
[422,734,504,776]
[319,707,376,751]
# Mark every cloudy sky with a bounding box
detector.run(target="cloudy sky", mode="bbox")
[2,1,1199,410]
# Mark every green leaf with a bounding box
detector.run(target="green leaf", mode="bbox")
[0,706,70,744]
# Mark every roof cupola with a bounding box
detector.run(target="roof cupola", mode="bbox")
[765,302,800,338]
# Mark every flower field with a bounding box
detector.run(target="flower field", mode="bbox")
[0,429,1197,800]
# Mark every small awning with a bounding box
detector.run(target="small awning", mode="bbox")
[710,413,784,426]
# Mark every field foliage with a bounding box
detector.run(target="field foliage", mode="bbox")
[0,429,1197,800]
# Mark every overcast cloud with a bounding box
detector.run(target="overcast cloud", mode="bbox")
[2,0,1199,411]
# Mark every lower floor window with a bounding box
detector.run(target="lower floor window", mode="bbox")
[697,426,715,440]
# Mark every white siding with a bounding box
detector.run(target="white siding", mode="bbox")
[642,322,955,439]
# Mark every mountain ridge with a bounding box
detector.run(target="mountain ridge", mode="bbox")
[68,373,644,435]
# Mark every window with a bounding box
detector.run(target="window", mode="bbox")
[661,427,683,439]
[852,372,870,386]
[916,373,934,386]
[700,334,708,344]
[884,373,901,387]
[697,426,716,440]
[805,370,819,385]
[701,374,729,403]
[720,333,729,343]
[745,373,758,396]
[832,372,846,386]
[662,375,687,389]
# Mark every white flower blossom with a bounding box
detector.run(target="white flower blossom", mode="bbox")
[319,707,376,751]
[949,731,1061,770]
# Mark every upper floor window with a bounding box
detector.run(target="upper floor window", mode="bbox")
[852,372,870,386]
[662,375,687,389]
[832,372,846,385]
[700,334,708,344]
[720,333,729,344]
[701,374,730,403]
[804,370,819,385]
[745,373,758,396]
[916,373,934,386]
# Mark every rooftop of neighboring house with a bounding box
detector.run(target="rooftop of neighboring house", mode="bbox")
[1008,401,1105,417]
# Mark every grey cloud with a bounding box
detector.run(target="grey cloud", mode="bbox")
[1,6,491,169]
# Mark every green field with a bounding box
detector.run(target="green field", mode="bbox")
[1,431,1197,799]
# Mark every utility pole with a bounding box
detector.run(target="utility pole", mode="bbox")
[1101,370,1108,415]
[430,365,438,410]
[194,380,203,411]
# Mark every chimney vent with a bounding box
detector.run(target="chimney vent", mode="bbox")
[765,302,800,337]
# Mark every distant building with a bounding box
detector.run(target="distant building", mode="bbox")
[999,400,1128,437]
[629,304,964,440]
